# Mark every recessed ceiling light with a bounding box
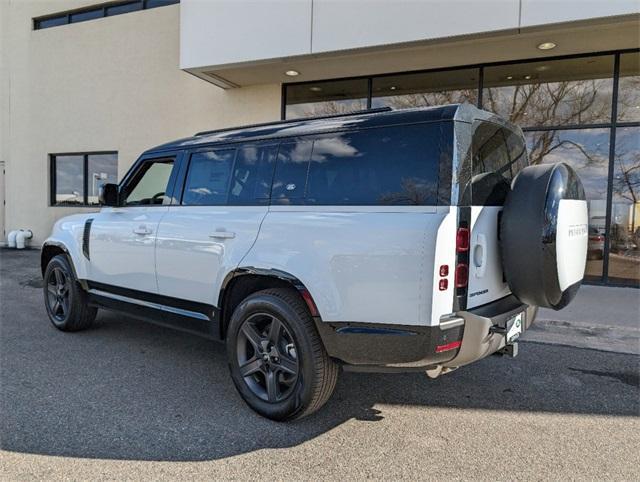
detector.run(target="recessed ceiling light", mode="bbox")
[285,70,300,77]
[537,42,556,50]
[309,86,322,92]
[506,75,513,80]
[524,75,532,80]
[535,65,550,72]
[390,86,397,91]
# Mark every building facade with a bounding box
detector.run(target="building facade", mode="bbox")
[1,0,638,286]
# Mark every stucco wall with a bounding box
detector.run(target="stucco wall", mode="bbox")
[3,1,281,244]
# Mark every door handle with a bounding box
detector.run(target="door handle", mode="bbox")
[133,225,153,235]
[209,230,235,239]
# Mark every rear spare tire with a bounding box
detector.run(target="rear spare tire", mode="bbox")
[500,163,588,310]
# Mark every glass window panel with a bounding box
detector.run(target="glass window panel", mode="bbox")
[469,122,528,205]
[618,52,640,123]
[609,126,640,284]
[228,144,277,205]
[306,124,443,206]
[525,128,610,280]
[285,79,368,119]
[70,8,103,23]
[272,140,312,203]
[372,68,478,109]
[145,0,180,8]
[87,153,118,205]
[484,56,614,127]
[54,155,84,205]
[106,1,143,16]
[36,15,68,29]
[182,150,235,206]
[124,160,174,205]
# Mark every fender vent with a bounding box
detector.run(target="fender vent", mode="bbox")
[82,219,94,260]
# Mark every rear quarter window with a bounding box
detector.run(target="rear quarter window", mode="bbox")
[303,123,448,206]
[469,121,528,206]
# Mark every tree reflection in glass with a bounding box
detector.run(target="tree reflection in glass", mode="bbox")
[525,129,610,280]
[609,127,640,283]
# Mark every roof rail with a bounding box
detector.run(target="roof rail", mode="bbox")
[194,107,393,137]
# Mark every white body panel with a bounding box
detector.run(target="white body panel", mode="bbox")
[89,207,168,293]
[429,208,459,325]
[155,206,268,305]
[556,199,588,291]
[43,213,95,280]
[241,205,445,326]
[467,206,511,309]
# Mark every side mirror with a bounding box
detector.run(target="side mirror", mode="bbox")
[98,183,119,206]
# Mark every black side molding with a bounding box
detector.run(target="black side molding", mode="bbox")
[82,218,94,260]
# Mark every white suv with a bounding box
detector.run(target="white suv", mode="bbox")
[42,104,589,420]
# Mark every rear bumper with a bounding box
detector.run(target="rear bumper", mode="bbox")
[315,295,536,372]
[443,295,536,368]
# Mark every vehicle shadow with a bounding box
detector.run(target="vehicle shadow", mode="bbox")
[2,307,638,463]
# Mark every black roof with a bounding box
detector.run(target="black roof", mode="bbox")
[146,104,466,153]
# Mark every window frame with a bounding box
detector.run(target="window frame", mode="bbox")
[33,0,179,30]
[49,151,118,207]
[179,147,238,207]
[116,152,182,207]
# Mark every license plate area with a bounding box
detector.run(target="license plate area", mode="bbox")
[505,311,524,343]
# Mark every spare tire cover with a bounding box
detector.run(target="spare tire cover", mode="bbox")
[500,163,588,310]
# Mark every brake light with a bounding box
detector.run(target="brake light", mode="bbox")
[439,278,448,291]
[439,265,449,277]
[455,263,469,288]
[456,228,470,252]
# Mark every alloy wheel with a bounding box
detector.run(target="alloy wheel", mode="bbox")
[46,267,70,322]
[236,313,299,403]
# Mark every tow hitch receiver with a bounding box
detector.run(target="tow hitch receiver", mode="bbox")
[496,342,518,358]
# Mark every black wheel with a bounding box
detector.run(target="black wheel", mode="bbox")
[43,254,97,331]
[226,288,339,421]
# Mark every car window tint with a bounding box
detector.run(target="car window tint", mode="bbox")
[470,121,528,206]
[306,124,441,205]
[182,149,235,206]
[229,144,278,205]
[124,160,174,206]
[271,140,312,204]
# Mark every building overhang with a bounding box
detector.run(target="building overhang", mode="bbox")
[179,0,639,89]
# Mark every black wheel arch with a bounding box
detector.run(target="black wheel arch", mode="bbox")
[218,267,320,340]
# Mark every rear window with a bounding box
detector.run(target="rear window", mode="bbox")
[470,121,528,205]
[272,122,451,206]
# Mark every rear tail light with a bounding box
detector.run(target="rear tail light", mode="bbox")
[455,263,469,288]
[439,265,449,277]
[456,227,470,252]
[439,278,448,291]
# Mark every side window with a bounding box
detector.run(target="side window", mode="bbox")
[123,158,174,206]
[271,140,312,204]
[306,124,441,205]
[182,149,235,206]
[228,144,278,205]
[470,121,528,205]
[472,122,527,181]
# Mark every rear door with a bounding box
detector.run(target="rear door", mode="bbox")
[465,120,528,308]
[155,142,277,305]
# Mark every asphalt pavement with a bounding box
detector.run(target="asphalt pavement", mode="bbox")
[1,248,639,480]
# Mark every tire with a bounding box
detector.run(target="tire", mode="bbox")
[226,288,339,421]
[43,254,97,331]
[500,163,588,310]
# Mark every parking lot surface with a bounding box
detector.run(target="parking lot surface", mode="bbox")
[1,249,639,480]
